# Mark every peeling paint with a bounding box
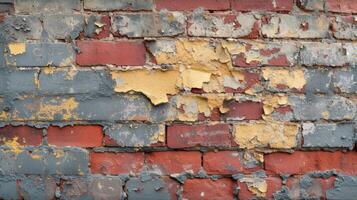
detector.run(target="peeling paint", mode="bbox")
[262,68,306,90]
[8,43,26,55]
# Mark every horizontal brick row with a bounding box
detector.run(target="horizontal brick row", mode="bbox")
[8,0,356,13]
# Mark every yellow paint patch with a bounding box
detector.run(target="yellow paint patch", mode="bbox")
[149,125,165,143]
[181,69,211,89]
[8,43,26,55]
[263,95,289,115]
[239,176,268,197]
[234,121,299,149]
[176,94,230,121]
[111,70,180,105]
[262,68,306,90]
[3,137,23,154]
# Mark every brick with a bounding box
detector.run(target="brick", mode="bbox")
[5,42,75,67]
[232,0,293,12]
[183,179,234,200]
[305,69,333,94]
[84,0,153,11]
[300,43,348,67]
[203,151,243,174]
[297,0,324,11]
[0,68,37,95]
[146,151,201,174]
[332,16,357,40]
[112,12,185,37]
[266,177,283,199]
[231,41,298,67]
[103,124,165,147]
[14,0,81,13]
[289,95,356,120]
[76,40,146,66]
[223,101,263,120]
[90,152,144,174]
[264,151,357,175]
[167,124,232,148]
[333,67,357,93]
[302,123,355,148]
[188,13,259,38]
[326,0,357,13]
[47,125,103,147]
[155,0,230,11]
[233,122,299,149]
[262,68,306,92]
[327,175,357,199]
[0,1,13,13]
[262,14,329,38]
[0,95,175,122]
[18,176,56,200]
[126,174,173,200]
[0,177,18,200]
[224,71,261,93]
[10,147,89,175]
[61,176,124,200]
[43,14,84,40]
[38,69,113,95]
[0,15,42,41]
[0,125,42,146]
[83,15,111,39]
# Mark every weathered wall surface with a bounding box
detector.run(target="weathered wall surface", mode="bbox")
[0,0,356,199]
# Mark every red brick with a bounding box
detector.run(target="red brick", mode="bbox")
[341,151,357,175]
[203,151,243,174]
[90,152,144,174]
[163,177,180,200]
[146,151,201,174]
[47,125,103,147]
[93,16,111,39]
[237,180,255,200]
[183,179,234,200]
[223,101,263,120]
[265,151,345,175]
[327,0,357,13]
[232,0,293,12]
[76,40,146,66]
[167,124,232,148]
[0,125,42,146]
[237,176,282,199]
[155,0,230,11]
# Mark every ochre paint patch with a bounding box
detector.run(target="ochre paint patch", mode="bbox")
[8,43,26,55]
[262,68,306,90]
[233,121,299,149]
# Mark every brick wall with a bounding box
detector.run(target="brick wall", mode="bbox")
[0,0,356,199]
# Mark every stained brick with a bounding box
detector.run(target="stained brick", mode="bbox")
[326,0,357,13]
[43,14,84,40]
[188,13,260,38]
[14,0,81,13]
[47,125,103,147]
[167,124,232,148]
[333,67,357,93]
[262,14,329,38]
[183,179,234,200]
[90,152,144,174]
[76,40,146,66]
[146,151,201,174]
[232,0,293,12]
[112,12,185,37]
[223,101,263,120]
[155,0,230,11]
[84,0,153,11]
[0,125,42,146]
[203,151,243,174]
[332,16,357,40]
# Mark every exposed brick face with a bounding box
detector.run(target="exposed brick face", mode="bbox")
[1,0,357,199]
[76,40,146,66]
[47,125,103,147]
[167,124,232,148]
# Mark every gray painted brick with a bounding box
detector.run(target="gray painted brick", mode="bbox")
[84,0,153,11]
[262,14,329,38]
[327,175,357,200]
[14,0,81,13]
[112,11,185,37]
[0,176,18,200]
[43,15,84,40]
[300,43,348,66]
[333,67,357,93]
[126,175,171,200]
[289,95,356,120]
[305,69,333,94]
[18,176,57,200]
[0,15,42,42]
[4,43,75,67]
[104,123,164,147]
[333,16,357,40]
[302,123,355,148]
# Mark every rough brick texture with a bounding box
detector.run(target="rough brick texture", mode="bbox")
[0,0,357,199]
